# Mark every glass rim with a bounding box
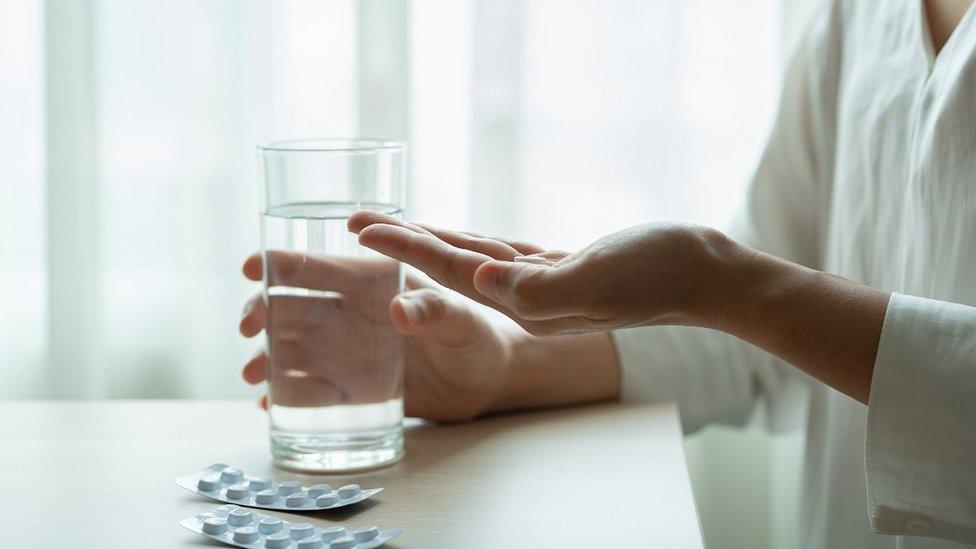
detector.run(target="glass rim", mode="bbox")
[257,137,405,153]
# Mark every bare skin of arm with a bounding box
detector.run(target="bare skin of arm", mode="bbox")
[488,331,619,413]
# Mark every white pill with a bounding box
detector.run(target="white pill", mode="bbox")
[277,480,301,496]
[201,517,228,535]
[289,523,315,539]
[255,489,279,505]
[225,482,250,499]
[513,254,552,265]
[197,474,222,492]
[220,467,244,484]
[286,492,310,507]
[227,508,253,526]
[258,517,283,534]
[248,477,272,491]
[315,492,339,507]
[307,484,332,498]
[320,526,347,541]
[329,537,357,549]
[353,526,380,542]
[297,539,323,549]
[233,526,259,544]
[264,531,291,548]
[337,484,361,499]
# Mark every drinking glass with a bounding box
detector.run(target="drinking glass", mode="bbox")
[257,138,406,472]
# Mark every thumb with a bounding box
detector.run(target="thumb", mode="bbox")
[390,289,484,348]
[473,260,580,320]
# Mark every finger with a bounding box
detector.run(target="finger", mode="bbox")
[358,223,494,297]
[239,293,266,337]
[390,289,483,348]
[242,349,268,384]
[242,253,263,281]
[348,210,436,238]
[247,250,399,298]
[350,210,535,261]
[473,260,584,320]
[358,221,572,332]
[258,395,268,410]
[405,272,433,291]
[460,231,546,255]
[415,223,522,260]
[263,250,397,295]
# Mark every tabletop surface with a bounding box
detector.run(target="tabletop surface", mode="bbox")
[0,400,702,548]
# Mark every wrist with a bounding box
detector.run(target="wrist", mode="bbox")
[702,239,853,344]
[680,229,811,335]
[702,243,890,403]
[681,228,760,330]
[483,328,533,415]
[483,330,620,415]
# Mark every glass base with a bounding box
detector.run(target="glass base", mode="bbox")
[271,425,403,473]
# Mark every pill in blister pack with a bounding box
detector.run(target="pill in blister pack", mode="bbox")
[180,504,404,549]
[177,463,382,511]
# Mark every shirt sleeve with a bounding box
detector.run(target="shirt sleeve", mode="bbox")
[614,327,811,434]
[613,0,843,434]
[866,293,976,544]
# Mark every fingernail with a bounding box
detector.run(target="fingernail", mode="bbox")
[477,267,500,299]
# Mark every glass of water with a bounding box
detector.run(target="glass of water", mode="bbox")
[257,138,406,472]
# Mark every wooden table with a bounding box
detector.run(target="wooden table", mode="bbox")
[0,400,702,547]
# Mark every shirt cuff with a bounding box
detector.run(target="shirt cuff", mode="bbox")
[866,293,976,544]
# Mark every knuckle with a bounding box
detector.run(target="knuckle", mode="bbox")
[442,248,466,289]
[267,254,295,283]
[418,289,448,321]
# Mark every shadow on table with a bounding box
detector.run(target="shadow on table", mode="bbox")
[383,400,616,477]
[270,401,619,489]
[185,538,225,547]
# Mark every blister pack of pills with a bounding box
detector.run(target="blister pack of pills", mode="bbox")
[180,504,404,549]
[177,463,383,511]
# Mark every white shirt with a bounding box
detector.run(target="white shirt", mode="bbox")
[613,0,976,546]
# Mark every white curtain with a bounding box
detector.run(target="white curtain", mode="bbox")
[1,1,814,547]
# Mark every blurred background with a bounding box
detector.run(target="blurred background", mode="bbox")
[1,0,815,546]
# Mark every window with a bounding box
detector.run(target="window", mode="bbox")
[1,0,784,396]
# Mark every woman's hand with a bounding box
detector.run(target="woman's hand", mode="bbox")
[348,211,892,405]
[240,252,514,422]
[347,212,738,336]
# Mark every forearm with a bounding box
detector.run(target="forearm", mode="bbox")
[705,241,890,404]
[485,330,619,414]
